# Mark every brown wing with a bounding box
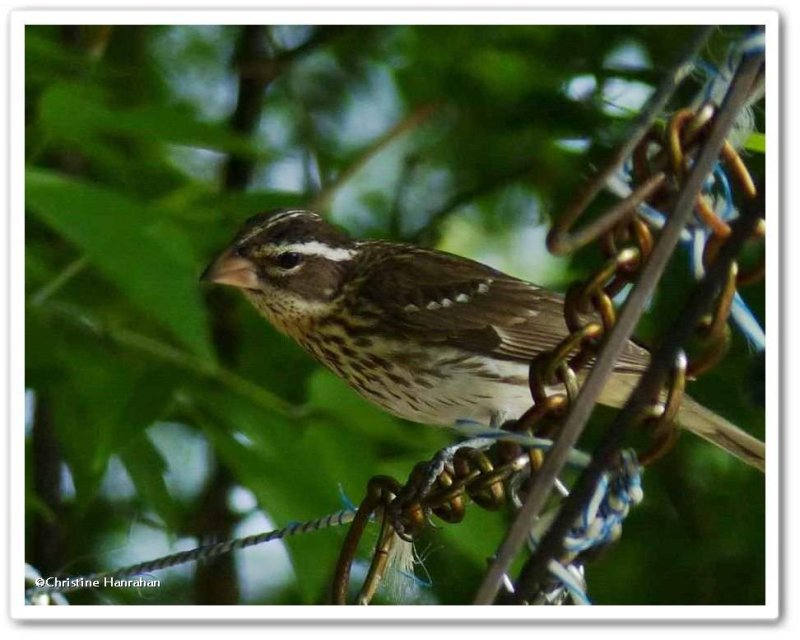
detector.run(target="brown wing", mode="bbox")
[354,243,650,374]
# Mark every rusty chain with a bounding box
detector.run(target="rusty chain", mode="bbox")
[331,98,764,606]
[331,443,535,604]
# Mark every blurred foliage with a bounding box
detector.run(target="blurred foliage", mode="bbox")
[24,24,766,606]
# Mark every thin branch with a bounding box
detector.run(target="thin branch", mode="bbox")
[387,153,420,239]
[223,26,355,195]
[35,301,307,420]
[111,327,307,420]
[32,396,65,576]
[409,161,536,246]
[30,256,89,307]
[247,26,355,80]
[309,103,439,212]
[472,45,764,606]
[222,26,272,194]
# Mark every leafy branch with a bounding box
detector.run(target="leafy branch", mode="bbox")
[33,300,308,421]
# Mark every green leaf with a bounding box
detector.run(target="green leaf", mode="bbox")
[41,344,130,506]
[25,168,214,360]
[27,306,183,508]
[119,433,181,530]
[38,82,261,156]
[744,131,765,154]
[190,393,379,603]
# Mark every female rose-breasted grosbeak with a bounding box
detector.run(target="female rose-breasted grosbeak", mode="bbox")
[202,208,764,471]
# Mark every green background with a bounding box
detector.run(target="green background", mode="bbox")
[24,24,765,605]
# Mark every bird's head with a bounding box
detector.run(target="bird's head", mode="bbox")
[201,209,356,330]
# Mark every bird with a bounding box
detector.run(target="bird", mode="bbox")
[201,208,765,472]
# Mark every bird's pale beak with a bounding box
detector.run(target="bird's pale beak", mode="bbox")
[200,248,260,290]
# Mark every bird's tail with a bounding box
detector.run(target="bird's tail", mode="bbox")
[675,394,765,472]
[599,373,765,472]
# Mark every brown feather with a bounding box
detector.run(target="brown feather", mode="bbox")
[352,242,651,374]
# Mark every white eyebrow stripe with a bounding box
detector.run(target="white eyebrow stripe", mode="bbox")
[276,242,356,261]
[238,210,320,243]
[270,210,317,224]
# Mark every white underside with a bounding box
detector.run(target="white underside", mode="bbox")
[348,346,537,426]
[345,345,637,428]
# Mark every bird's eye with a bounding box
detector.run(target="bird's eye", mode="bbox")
[276,252,303,269]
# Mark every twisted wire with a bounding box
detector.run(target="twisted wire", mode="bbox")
[524,450,643,605]
[27,508,356,600]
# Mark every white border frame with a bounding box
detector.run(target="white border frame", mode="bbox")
[8,8,780,622]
